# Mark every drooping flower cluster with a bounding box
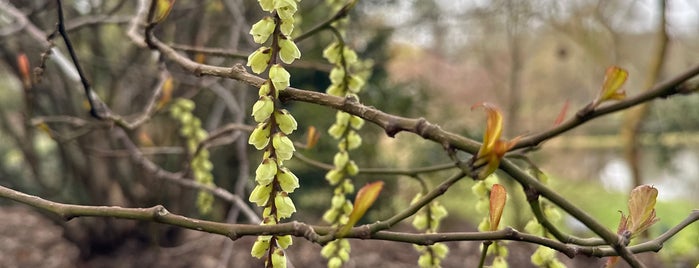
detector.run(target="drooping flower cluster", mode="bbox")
[523,169,565,268]
[411,193,449,268]
[246,1,301,267]
[320,29,371,268]
[169,98,214,214]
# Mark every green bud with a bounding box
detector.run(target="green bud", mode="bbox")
[343,47,358,64]
[475,199,489,214]
[272,133,295,161]
[417,254,433,268]
[322,42,341,64]
[345,160,359,176]
[432,243,449,258]
[325,168,343,185]
[322,209,339,224]
[249,183,272,206]
[274,0,297,20]
[278,38,301,64]
[349,116,365,129]
[176,98,195,111]
[329,67,345,85]
[327,257,342,268]
[342,179,355,193]
[196,191,213,214]
[477,217,490,232]
[269,64,291,91]
[331,194,346,209]
[321,241,337,258]
[342,200,353,214]
[337,249,350,262]
[247,47,272,74]
[258,0,274,11]
[277,167,299,193]
[259,81,272,97]
[412,213,428,230]
[251,95,274,123]
[431,203,448,221]
[277,235,293,249]
[326,83,343,97]
[328,123,346,140]
[333,151,349,168]
[275,193,296,219]
[251,236,270,258]
[336,111,351,126]
[492,256,508,268]
[248,123,271,150]
[275,109,298,135]
[346,130,362,150]
[524,219,543,235]
[471,181,489,197]
[250,17,275,44]
[279,17,294,36]
[347,75,365,93]
[194,129,207,143]
[271,248,287,268]
[255,158,277,185]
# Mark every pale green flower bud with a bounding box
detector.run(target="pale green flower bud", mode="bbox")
[412,213,427,230]
[196,191,213,214]
[326,83,343,97]
[329,67,345,85]
[249,183,272,206]
[277,235,293,249]
[271,248,287,268]
[269,64,290,90]
[250,17,276,44]
[278,38,301,64]
[342,200,353,214]
[176,98,195,111]
[328,257,342,268]
[339,238,350,249]
[349,116,364,129]
[320,241,337,257]
[180,112,193,126]
[248,123,271,150]
[169,105,182,118]
[328,123,346,139]
[258,0,274,11]
[194,129,207,143]
[342,179,355,193]
[251,236,271,258]
[471,181,489,197]
[347,75,365,93]
[432,243,449,258]
[525,220,543,235]
[277,167,299,193]
[325,168,343,185]
[275,109,298,134]
[346,130,362,150]
[333,151,349,168]
[259,81,272,97]
[331,194,345,208]
[346,160,359,176]
[322,42,341,64]
[337,249,350,262]
[275,193,296,219]
[342,47,358,64]
[477,217,490,232]
[255,158,277,185]
[247,47,272,74]
[417,254,433,268]
[275,0,297,20]
[432,203,448,221]
[475,199,489,214]
[251,95,274,123]
[280,17,294,36]
[492,256,508,268]
[272,133,295,161]
[322,209,339,223]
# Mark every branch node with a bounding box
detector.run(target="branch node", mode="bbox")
[384,120,401,138]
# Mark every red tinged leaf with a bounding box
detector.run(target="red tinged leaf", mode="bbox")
[339,181,384,236]
[554,100,570,126]
[17,53,31,88]
[471,102,503,158]
[489,184,507,231]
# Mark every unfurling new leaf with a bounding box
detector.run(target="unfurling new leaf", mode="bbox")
[338,181,384,236]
